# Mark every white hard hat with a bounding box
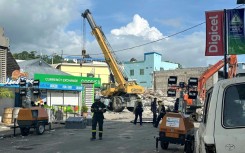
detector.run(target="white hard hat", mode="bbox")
[95,95,101,100]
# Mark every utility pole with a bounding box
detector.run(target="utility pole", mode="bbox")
[223,9,228,79]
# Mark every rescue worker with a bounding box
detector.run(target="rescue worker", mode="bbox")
[90,95,106,141]
[154,101,166,128]
[151,97,157,126]
[133,97,144,126]
[174,98,179,112]
[184,94,193,105]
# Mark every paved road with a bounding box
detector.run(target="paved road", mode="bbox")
[0,120,185,153]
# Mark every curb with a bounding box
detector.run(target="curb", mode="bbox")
[0,122,65,138]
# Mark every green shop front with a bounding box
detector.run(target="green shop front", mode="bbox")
[34,74,101,115]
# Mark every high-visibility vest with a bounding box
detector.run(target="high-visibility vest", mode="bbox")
[184,94,193,105]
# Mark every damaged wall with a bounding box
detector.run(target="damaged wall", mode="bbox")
[153,67,216,96]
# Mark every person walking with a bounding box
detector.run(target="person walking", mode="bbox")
[174,98,179,112]
[151,97,157,126]
[154,101,166,128]
[90,95,106,141]
[134,98,144,126]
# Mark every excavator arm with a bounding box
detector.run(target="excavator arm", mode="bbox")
[198,55,237,101]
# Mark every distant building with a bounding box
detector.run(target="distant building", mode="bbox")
[0,27,20,83]
[123,52,179,88]
[55,61,110,85]
[18,58,69,78]
[153,66,215,97]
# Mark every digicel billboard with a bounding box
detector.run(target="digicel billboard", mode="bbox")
[205,11,225,56]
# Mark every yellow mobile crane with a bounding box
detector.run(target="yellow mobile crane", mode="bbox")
[82,9,145,112]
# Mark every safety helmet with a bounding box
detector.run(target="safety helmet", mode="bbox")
[95,95,101,100]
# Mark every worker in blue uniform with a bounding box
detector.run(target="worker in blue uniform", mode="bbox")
[90,95,106,141]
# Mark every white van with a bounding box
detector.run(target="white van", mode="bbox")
[195,77,245,153]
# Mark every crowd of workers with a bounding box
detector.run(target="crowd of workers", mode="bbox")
[89,95,182,141]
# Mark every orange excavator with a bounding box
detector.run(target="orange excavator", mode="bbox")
[198,55,237,101]
[155,55,237,152]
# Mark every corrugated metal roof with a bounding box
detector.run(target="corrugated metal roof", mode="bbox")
[7,51,20,77]
[18,58,71,78]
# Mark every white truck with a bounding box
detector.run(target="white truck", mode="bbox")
[195,77,245,153]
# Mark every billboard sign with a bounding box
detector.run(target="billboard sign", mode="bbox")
[227,8,245,54]
[34,74,101,88]
[205,11,225,56]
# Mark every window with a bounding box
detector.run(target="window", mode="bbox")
[203,88,213,124]
[87,73,94,77]
[130,70,134,76]
[160,68,164,71]
[140,69,144,75]
[223,84,245,128]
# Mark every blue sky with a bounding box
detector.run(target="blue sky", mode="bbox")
[0,0,244,67]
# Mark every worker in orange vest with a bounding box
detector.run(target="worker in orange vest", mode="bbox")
[184,94,193,105]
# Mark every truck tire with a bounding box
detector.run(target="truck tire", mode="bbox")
[20,127,30,136]
[107,102,113,111]
[112,97,125,112]
[127,107,134,112]
[160,141,169,150]
[36,123,45,135]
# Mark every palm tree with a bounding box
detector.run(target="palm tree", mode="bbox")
[0,88,14,98]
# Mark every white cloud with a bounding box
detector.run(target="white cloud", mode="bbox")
[111,14,164,41]
[0,1,222,68]
[89,15,217,68]
[0,0,91,56]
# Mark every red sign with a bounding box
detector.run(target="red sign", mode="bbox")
[205,11,224,56]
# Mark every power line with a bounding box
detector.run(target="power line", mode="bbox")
[64,22,205,57]
[60,4,245,57]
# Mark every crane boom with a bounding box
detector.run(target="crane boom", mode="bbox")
[82,9,126,88]
[82,9,145,112]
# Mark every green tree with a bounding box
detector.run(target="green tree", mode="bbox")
[13,51,38,60]
[29,51,37,59]
[13,51,64,64]
[0,88,14,98]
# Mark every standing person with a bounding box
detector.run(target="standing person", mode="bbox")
[90,95,106,141]
[174,98,179,112]
[151,97,157,126]
[134,98,144,126]
[154,101,166,128]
